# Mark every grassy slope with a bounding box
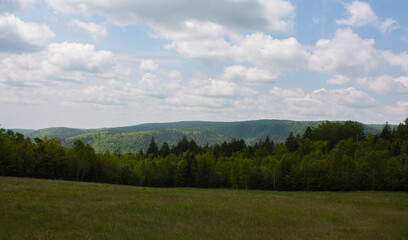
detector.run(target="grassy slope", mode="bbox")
[1,177,408,240]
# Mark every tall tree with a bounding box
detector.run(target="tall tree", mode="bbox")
[285,132,299,152]
[174,159,189,187]
[146,137,159,157]
[301,127,313,141]
[379,122,392,141]
[159,141,171,157]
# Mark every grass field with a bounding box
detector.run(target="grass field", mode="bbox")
[1,177,408,240]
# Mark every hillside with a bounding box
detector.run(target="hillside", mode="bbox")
[23,119,385,153]
[10,128,34,134]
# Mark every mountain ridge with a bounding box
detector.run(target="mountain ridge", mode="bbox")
[17,119,389,153]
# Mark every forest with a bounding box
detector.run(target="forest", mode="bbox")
[22,120,327,153]
[1,119,407,191]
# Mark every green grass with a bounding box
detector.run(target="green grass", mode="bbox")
[1,177,408,240]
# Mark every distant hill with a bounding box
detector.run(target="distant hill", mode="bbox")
[10,129,34,134]
[23,120,387,153]
[366,124,397,132]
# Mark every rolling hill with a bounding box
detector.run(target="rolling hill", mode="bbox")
[21,119,387,153]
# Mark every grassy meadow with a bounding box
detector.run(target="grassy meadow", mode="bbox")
[0,177,408,240]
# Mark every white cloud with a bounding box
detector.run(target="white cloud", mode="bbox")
[382,51,408,73]
[336,1,377,27]
[261,87,378,122]
[357,75,408,95]
[379,18,399,35]
[235,33,310,69]
[272,87,375,109]
[166,77,256,110]
[269,87,305,98]
[0,42,130,86]
[45,0,295,33]
[0,14,54,53]
[162,24,386,79]
[327,74,350,85]
[1,53,50,85]
[222,65,278,83]
[139,59,159,71]
[393,101,408,115]
[47,42,116,73]
[46,0,393,82]
[161,20,233,64]
[69,19,107,39]
[257,0,295,33]
[0,41,136,109]
[45,0,300,69]
[200,79,256,98]
[309,28,383,76]
[135,63,182,99]
[166,92,230,109]
[0,83,49,105]
[325,87,376,108]
[136,73,177,98]
[336,1,398,34]
[162,21,310,69]
[78,79,136,106]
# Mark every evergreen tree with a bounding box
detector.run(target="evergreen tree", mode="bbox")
[189,139,199,154]
[196,153,211,187]
[285,132,299,152]
[395,118,408,141]
[159,141,171,157]
[173,136,189,155]
[146,137,159,156]
[301,127,313,141]
[264,136,274,154]
[379,122,392,141]
[174,159,189,187]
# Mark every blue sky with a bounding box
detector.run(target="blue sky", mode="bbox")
[1,0,407,129]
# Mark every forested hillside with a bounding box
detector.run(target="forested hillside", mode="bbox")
[1,119,407,191]
[23,120,384,153]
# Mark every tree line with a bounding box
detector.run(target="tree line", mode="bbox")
[1,119,407,191]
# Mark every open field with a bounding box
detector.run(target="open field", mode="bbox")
[1,177,408,240]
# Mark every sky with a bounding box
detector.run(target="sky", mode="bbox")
[0,0,408,129]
